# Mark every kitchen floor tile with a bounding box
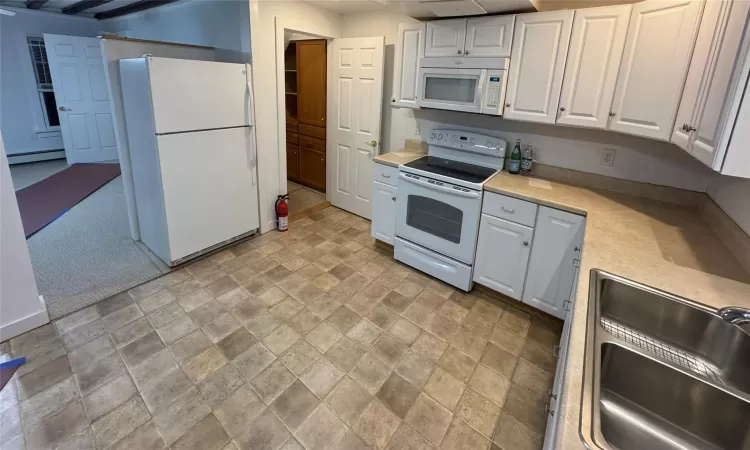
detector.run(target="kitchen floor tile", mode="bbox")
[9,206,561,450]
[404,393,452,446]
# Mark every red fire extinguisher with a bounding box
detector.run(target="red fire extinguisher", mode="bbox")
[276,194,289,232]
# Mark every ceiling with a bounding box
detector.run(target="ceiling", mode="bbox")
[0,0,180,19]
[304,0,643,18]
[304,0,538,18]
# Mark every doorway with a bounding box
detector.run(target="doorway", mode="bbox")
[284,34,329,217]
[270,24,385,223]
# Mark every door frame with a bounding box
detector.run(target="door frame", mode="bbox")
[270,20,335,217]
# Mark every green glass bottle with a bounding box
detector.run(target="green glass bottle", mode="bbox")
[509,139,522,174]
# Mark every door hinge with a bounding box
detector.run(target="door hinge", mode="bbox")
[573,258,580,267]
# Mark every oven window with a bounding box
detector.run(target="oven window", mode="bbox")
[424,77,477,104]
[406,195,463,244]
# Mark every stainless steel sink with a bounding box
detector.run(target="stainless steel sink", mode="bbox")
[580,270,750,450]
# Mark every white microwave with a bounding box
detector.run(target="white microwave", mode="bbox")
[418,58,509,116]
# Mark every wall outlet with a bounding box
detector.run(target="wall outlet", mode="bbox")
[601,148,616,167]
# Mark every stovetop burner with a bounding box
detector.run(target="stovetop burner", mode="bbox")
[403,156,497,184]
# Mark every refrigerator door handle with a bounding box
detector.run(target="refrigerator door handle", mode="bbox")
[245,64,258,186]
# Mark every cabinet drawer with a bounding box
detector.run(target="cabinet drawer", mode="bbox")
[287,132,298,144]
[482,192,538,227]
[299,123,326,140]
[373,163,398,186]
[298,134,325,152]
[286,118,298,132]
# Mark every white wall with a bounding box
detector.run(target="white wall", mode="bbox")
[0,8,105,156]
[707,175,750,235]
[249,0,341,232]
[0,132,49,341]
[104,0,251,63]
[340,10,714,192]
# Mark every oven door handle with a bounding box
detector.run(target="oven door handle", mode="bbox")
[398,173,481,199]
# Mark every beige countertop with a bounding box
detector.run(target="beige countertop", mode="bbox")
[484,171,750,449]
[373,148,426,167]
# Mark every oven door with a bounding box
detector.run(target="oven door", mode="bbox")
[418,68,485,114]
[395,172,482,265]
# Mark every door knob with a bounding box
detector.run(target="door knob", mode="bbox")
[559,107,566,112]
[58,106,71,111]
[464,50,470,55]
[365,140,377,147]
[523,241,529,247]
[505,103,511,107]
[391,196,396,201]
[457,50,462,54]
[608,112,615,117]
[686,125,696,132]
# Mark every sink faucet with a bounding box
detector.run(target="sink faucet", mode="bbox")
[717,307,750,332]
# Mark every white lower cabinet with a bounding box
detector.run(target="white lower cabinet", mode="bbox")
[522,207,585,319]
[371,179,398,245]
[473,213,533,301]
[543,300,574,449]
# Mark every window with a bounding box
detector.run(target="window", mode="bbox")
[27,36,60,129]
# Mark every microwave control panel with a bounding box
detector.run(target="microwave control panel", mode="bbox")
[486,77,502,108]
[481,69,506,116]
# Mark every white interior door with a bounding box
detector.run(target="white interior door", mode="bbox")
[44,34,117,164]
[328,37,385,219]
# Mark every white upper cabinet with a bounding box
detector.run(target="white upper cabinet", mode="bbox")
[671,0,750,175]
[473,213,533,301]
[557,5,631,129]
[608,0,702,140]
[464,15,515,58]
[392,22,426,108]
[522,207,584,320]
[504,10,574,124]
[425,19,467,57]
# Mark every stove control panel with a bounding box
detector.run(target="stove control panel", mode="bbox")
[427,130,506,158]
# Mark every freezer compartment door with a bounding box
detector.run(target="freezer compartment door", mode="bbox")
[148,58,252,134]
[157,127,259,261]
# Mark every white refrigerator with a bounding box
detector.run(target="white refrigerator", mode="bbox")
[120,56,259,266]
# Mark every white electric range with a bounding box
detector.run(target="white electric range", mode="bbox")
[394,130,507,291]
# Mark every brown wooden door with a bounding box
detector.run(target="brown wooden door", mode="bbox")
[298,147,326,191]
[297,40,327,127]
[286,142,299,181]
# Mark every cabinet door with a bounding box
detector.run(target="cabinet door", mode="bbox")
[522,207,584,319]
[464,15,515,58]
[473,214,533,301]
[690,0,750,169]
[393,22,426,108]
[557,5,631,129]
[297,40,327,127]
[286,143,299,181]
[608,0,702,140]
[504,10,574,124]
[425,19,467,57]
[371,181,397,244]
[298,147,325,191]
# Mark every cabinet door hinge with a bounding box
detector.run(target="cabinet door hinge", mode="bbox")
[573,258,580,267]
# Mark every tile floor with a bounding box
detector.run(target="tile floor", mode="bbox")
[1,206,562,450]
[287,181,327,216]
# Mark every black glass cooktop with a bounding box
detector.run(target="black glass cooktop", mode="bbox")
[403,156,497,184]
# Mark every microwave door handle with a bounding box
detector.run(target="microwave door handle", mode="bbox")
[477,71,486,113]
[398,173,480,199]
